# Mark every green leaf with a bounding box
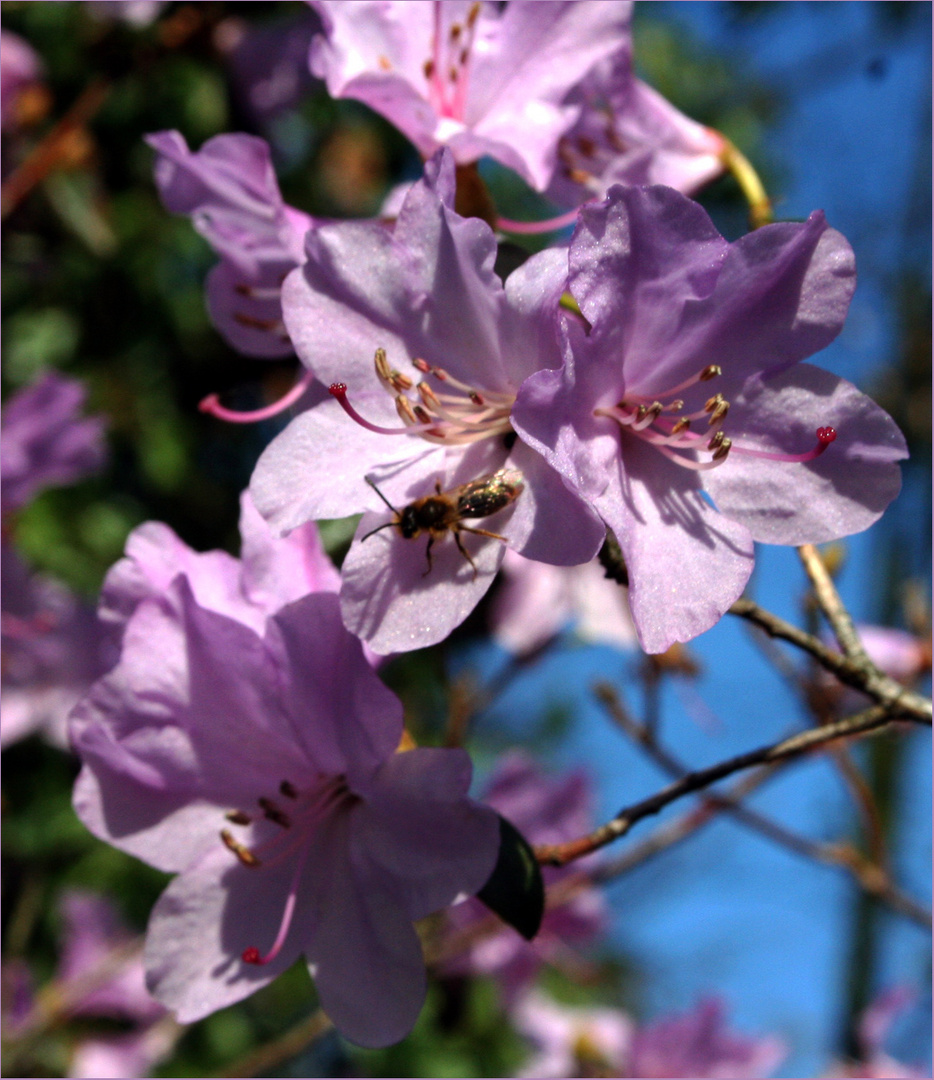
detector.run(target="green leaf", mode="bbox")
[476,814,544,941]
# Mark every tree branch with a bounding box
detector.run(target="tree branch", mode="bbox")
[535,704,917,867]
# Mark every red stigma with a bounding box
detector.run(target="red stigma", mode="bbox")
[816,426,837,447]
[329,382,348,398]
[241,946,262,965]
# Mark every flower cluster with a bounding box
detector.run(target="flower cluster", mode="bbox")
[48,0,913,1060]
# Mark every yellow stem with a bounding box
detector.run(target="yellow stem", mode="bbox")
[719,136,773,229]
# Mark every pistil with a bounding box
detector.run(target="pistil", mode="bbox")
[595,365,837,471]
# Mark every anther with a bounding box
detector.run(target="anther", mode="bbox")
[258,797,291,828]
[396,395,419,425]
[469,391,485,406]
[221,829,261,867]
[704,394,725,413]
[417,382,441,409]
[450,22,462,41]
[708,401,730,427]
[413,357,432,374]
[712,438,732,461]
[233,313,281,332]
[700,365,722,381]
[708,430,725,451]
[225,810,252,825]
[670,417,691,435]
[280,780,298,799]
[413,404,432,424]
[423,59,434,79]
[373,347,392,382]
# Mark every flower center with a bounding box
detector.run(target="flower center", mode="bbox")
[594,364,837,471]
[422,1,482,122]
[330,347,516,447]
[218,774,356,967]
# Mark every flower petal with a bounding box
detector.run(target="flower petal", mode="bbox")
[596,438,754,653]
[703,363,907,544]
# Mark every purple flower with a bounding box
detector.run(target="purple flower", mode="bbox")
[99,489,340,638]
[546,50,726,210]
[215,10,322,133]
[629,998,786,1078]
[1,544,114,749]
[146,130,315,358]
[491,549,637,657]
[1,372,107,517]
[2,890,177,1080]
[250,150,605,654]
[515,993,786,1078]
[71,579,499,1047]
[308,1,631,191]
[836,985,930,1078]
[438,752,606,1000]
[512,185,907,653]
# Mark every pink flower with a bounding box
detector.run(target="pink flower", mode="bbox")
[308,0,631,191]
[99,489,340,638]
[514,993,786,1078]
[438,752,606,1000]
[512,185,907,653]
[146,130,315,358]
[71,580,499,1047]
[828,986,929,1078]
[546,50,726,209]
[250,150,605,654]
[0,29,45,134]
[491,549,637,657]
[2,890,178,1080]
[1,545,114,749]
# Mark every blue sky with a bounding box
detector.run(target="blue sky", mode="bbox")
[462,4,931,1075]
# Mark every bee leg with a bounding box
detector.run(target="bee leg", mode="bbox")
[454,528,479,581]
[459,526,508,543]
[422,534,435,577]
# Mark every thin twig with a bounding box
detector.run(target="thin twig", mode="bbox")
[593,683,928,927]
[535,704,915,867]
[211,1009,332,1078]
[1,78,110,219]
[729,597,931,722]
[798,543,871,662]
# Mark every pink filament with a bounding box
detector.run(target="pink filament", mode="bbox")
[241,841,310,967]
[199,369,315,424]
[496,207,583,235]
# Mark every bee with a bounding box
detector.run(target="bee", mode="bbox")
[362,468,525,579]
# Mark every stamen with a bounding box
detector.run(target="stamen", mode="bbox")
[221,829,261,868]
[199,369,315,425]
[280,780,298,800]
[329,383,432,436]
[258,797,291,829]
[226,810,252,825]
